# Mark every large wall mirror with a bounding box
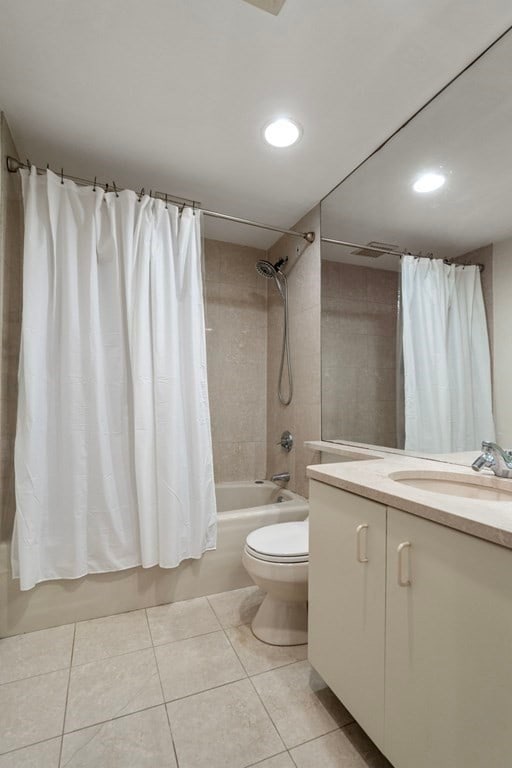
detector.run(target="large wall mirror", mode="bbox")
[320,29,512,459]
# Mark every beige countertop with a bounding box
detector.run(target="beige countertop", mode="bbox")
[307,452,512,550]
[305,439,480,466]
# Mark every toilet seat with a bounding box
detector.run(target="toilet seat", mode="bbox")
[245,521,308,564]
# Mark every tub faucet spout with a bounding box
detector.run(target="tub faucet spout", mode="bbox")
[271,472,290,483]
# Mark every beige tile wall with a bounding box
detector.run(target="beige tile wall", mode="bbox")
[265,207,322,498]
[0,113,23,542]
[321,261,399,448]
[204,239,268,483]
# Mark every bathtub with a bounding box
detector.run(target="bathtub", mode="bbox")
[0,480,308,637]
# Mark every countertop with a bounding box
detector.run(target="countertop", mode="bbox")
[307,450,512,550]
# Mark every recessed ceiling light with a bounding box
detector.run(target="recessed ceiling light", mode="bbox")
[264,118,302,148]
[413,172,446,193]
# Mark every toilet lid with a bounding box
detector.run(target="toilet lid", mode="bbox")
[246,521,308,559]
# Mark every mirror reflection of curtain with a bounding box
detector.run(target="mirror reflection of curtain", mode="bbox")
[395,277,405,449]
[12,168,217,590]
[401,255,495,453]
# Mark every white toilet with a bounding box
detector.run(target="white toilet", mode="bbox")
[242,519,308,646]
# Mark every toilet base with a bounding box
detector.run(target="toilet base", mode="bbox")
[251,594,308,646]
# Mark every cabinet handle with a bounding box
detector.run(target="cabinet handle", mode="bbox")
[356,524,369,563]
[397,541,411,587]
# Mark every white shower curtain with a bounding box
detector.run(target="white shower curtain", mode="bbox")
[401,254,495,453]
[12,168,217,590]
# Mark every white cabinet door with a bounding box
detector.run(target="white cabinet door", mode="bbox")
[386,507,512,768]
[308,481,386,747]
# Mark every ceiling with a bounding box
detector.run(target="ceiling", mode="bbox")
[321,27,512,270]
[1,0,512,249]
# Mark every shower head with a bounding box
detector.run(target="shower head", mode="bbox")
[255,258,287,279]
[256,260,277,279]
[256,258,287,300]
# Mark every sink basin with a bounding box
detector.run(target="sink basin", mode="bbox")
[389,471,512,502]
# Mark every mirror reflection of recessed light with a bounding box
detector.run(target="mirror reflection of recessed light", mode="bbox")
[264,118,302,147]
[413,172,446,193]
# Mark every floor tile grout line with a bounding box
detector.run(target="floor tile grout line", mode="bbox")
[221,625,287,754]
[56,662,340,746]
[164,672,250,706]
[225,624,310,678]
[57,703,164,740]
[244,750,293,768]
[287,724,344,752]
[145,608,181,768]
[235,652,349,755]
[0,734,62,760]
[58,622,77,768]
[0,593,251,687]
[70,642,155,669]
[0,662,75,687]
[249,657,309,682]
[206,588,261,629]
[151,626,226,649]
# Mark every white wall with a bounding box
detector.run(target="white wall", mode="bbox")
[492,236,512,446]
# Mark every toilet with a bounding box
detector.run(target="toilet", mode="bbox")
[242,519,308,646]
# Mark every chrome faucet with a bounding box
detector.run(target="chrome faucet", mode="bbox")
[472,441,512,478]
[271,472,290,483]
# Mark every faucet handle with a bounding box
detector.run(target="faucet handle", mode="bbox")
[276,430,293,452]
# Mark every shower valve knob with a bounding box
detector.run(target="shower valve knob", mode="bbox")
[277,430,294,452]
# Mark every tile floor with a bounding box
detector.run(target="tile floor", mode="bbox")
[0,586,393,767]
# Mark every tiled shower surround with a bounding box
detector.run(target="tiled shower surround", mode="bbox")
[204,207,321,495]
[265,207,322,498]
[204,239,268,483]
[321,260,399,448]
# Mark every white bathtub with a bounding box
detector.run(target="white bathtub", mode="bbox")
[0,481,308,637]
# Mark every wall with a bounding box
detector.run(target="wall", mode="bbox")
[0,113,23,542]
[266,206,322,498]
[492,236,512,446]
[321,260,399,448]
[204,239,267,482]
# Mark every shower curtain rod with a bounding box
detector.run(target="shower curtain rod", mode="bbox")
[6,156,316,243]
[321,236,484,271]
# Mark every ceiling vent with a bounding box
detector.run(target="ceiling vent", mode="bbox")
[242,0,287,15]
[350,241,400,258]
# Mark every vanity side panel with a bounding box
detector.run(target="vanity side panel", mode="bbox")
[385,507,512,768]
[308,480,386,748]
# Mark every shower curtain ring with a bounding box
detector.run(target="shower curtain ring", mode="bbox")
[93,176,97,192]
[138,187,145,203]
[113,181,119,198]
[60,168,64,185]
[165,193,168,209]
[105,182,109,193]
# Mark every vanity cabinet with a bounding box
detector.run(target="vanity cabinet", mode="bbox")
[385,506,512,768]
[309,481,512,768]
[308,480,386,748]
